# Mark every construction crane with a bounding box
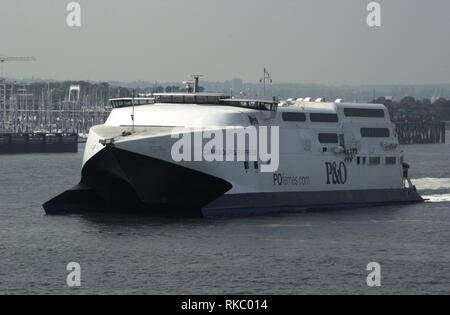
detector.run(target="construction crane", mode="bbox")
[0,56,37,79]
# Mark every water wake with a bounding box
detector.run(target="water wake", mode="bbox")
[412,177,450,202]
[423,194,450,202]
[413,178,450,191]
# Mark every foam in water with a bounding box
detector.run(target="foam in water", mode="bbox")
[413,178,450,191]
[423,194,450,202]
[413,178,450,202]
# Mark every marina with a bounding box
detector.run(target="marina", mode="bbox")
[0,80,113,153]
[0,81,111,135]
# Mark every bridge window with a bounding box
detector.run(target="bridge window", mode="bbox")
[282,112,306,122]
[184,95,196,103]
[318,133,339,144]
[207,96,222,104]
[369,157,381,165]
[310,113,339,123]
[386,157,397,165]
[196,95,209,103]
[156,95,173,103]
[111,99,133,108]
[172,95,184,103]
[344,108,385,118]
[361,128,390,138]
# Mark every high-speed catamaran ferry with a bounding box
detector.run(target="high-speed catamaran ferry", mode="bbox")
[43,79,423,217]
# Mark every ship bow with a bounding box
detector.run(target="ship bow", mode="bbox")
[43,146,232,217]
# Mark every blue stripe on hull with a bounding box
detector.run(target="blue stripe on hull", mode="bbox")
[202,188,424,218]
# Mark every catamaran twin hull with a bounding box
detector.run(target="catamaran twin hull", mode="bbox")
[43,96,424,217]
[43,147,422,217]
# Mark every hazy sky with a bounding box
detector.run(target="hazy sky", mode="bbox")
[1,0,449,85]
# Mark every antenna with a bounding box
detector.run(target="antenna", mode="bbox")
[131,89,135,133]
[191,74,204,93]
[259,68,272,99]
[183,75,204,93]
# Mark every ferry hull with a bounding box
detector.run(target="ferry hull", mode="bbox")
[43,146,424,217]
[43,146,233,217]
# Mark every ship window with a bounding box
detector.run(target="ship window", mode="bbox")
[310,113,339,123]
[206,96,221,104]
[254,162,259,169]
[196,96,208,103]
[369,157,381,165]
[363,157,366,164]
[156,95,174,103]
[344,108,385,118]
[339,134,345,147]
[322,147,327,152]
[112,99,133,108]
[244,162,249,170]
[184,95,196,103]
[318,133,339,144]
[134,100,148,105]
[172,95,185,103]
[357,157,361,165]
[282,112,306,122]
[361,128,390,138]
[386,157,397,165]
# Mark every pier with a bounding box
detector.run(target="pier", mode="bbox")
[0,133,78,154]
[396,122,446,145]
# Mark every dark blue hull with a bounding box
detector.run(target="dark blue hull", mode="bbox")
[202,188,424,217]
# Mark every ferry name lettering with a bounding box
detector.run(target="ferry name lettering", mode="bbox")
[325,162,347,185]
[273,173,310,186]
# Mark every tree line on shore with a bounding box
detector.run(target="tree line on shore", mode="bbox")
[373,97,450,122]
